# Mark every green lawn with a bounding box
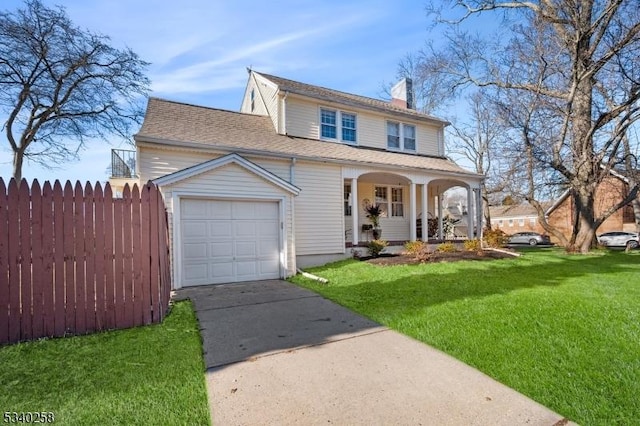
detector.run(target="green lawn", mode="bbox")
[290,248,640,425]
[0,301,210,425]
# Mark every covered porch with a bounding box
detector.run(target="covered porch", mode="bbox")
[343,170,483,247]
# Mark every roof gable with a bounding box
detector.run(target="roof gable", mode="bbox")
[153,153,301,195]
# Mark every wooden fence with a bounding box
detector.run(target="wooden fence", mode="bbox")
[0,178,171,345]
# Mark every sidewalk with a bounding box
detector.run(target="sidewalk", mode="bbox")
[176,280,572,425]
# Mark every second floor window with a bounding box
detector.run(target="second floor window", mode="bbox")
[321,109,337,139]
[342,113,356,142]
[387,122,400,149]
[321,108,357,143]
[387,121,416,152]
[404,125,416,151]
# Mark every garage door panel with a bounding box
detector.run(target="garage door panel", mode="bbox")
[258,239,278,256]
[259,259,279,275]
[258,221,279,237]
[181,198,281,287]
[210,241,233,258]
[183,221,208,238]
[209,200,232,218]
[182,199,206,219]
[235,261,258,278]
[233,202,257,220]
[183,242,208,260]
[256,202,278,216]
[236,241,257,257]
[210,263,234,282]
[234,221,257,237]
[184,263,208,281]
[210,221,233,238]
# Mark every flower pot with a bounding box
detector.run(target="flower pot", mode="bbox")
[372,227,382,240]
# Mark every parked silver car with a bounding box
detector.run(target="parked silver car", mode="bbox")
[597,231,639,249]
[508,232,551,246]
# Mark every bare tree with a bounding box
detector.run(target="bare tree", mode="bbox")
[447,91,511,229]
[412,0,640,252]
[0,0,150,181]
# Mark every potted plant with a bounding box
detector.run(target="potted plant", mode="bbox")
[364,203,383,239]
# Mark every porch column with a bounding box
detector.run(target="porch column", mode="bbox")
[351,178,358,246]
[421,184,428,242]
[467,186,474,239]
[409,182,417,241]
[437,193,444,240]
[476,186,483,238]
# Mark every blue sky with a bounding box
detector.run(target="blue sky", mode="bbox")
[0,0,450,184]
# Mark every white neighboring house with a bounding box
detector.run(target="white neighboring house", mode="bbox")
[113,71,483,288]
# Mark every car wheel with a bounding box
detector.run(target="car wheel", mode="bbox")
[528,239,538,246]
[626,240,639,249]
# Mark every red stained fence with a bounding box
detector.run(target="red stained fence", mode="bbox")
[0,179,171,345]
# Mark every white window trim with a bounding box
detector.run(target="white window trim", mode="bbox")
[319,107,358,144]
[374,185,405,218]
[387,121,417,152]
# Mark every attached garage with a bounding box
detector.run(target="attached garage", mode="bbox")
[181,199,280,286]
[153,154,301,289]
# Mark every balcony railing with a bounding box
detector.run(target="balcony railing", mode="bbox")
[111,149,137,178]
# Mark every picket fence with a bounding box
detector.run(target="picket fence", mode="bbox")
[0,178,171,345]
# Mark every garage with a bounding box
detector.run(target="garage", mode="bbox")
[180,198,281,286]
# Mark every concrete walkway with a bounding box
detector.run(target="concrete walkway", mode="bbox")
[175,280,572,426]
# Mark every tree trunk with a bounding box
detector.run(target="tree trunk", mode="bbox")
[569,189,598,253]
[12,151,24,182]
[482,183,491,230]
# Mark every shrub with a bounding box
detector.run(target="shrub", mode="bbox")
[404,240,431,262]
[436,242,458,253]
[404,240,425,255]
[483,228,509,248]
[367,239,388,257]
[463,239,482,252]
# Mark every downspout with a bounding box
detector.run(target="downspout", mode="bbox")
[289,157,297,276]
[290,157,296,185]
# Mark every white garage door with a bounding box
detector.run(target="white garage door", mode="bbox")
[180,199,280,286]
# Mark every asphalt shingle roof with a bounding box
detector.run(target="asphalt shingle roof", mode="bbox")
[135,98,480,177]
[489,203,553,218]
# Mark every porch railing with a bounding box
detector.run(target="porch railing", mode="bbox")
[111,149,137,178]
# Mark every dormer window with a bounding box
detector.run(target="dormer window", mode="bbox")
[387,121,416,152]
[320,108,357,144]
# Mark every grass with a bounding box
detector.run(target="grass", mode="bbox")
[290,248,640,425]
[0,301,210,425]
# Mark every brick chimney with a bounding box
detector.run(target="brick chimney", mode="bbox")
[390,78,414,109]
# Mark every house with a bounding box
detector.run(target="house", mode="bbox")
[490,173,638,243]
[490,204,545,234]
[115,70,483,288]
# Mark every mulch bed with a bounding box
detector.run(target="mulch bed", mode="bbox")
[360,250,517,266]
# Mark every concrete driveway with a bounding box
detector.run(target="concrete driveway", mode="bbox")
[175,280,572,425]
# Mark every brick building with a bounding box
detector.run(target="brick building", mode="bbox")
[490,174,638,245]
